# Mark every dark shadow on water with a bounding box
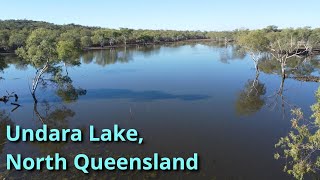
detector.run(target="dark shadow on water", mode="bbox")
[16,89,210,103]
[83,89,210,102]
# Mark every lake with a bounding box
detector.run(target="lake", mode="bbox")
[0,42,319,179]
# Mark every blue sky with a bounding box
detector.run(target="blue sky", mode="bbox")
[0,0,319,31]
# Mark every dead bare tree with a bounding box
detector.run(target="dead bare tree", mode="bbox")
[270,42,311,79]
[268,29,313,79]
[0,91,20,112]
[267,77,296,119]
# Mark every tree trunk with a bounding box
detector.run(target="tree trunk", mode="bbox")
[255,61,259,72]
[33,101,44,123]
[31,61,49,103]
[281,63,286,79]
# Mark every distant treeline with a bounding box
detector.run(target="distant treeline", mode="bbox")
[0,20,320,54]
[0,20,211,53]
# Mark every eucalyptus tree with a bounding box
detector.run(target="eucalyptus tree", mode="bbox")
[275,87,320,179]
[238,27,316,78]
[267,28,313,78]
[0,29,10,51]
[238,30,270,71]
[108,29,121,46]
[91,29,108,47]
[52,37,84,103]
[16,28,59,102]
[80,36,92,48]
[309,28,320,53]
[263,25,279,33]
[16,28,82,103]
[79,29,93,48]
[152,32,161,43]
[130,31,149,45]
[119,28,133,45]
[8,30,28,49]
[57,37,81,62]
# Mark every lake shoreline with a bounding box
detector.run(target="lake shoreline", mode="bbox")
[0,39,227,55]
[83,39,225,51]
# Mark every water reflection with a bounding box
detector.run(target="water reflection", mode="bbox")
[0,43,320,179]
[0,55,9,72]
[32,100,75,154]
[0,111,13,154]
[30,64,86,122]
[236,71,266,116]
[83,89,209,102]
[267,76,293,120]
[219,45,246,64]
[81,45,163,66]
[90,49,133,66]
[0,54,28,72]
[241,57,307,118]
[259,55,320,78]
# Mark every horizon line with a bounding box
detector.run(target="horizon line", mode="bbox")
[0,18,318,32]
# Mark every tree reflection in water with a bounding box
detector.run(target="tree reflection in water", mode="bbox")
[0,43,320,179]
[0,110,14,154]
[32,100,76,155]
[29,60,86,153]
[236,71,266,116]
[31,61,86,123]
[255,53,320,179]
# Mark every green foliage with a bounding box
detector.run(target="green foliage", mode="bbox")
[56,85,86,103]
[119,28,133,44]
[268,29,302,53]
[58,30,81,48]
[8,30,28,49]
[236,77,266,115]
[46,65,86,103]
[0,20,210,53]
[258,57,281,74]
[309,28,320,49]
[57,40,80,60]
[49,66,72,85]
[0,30,10,51]
[258,56,316,77]
[263,25,279,33]
[80,36,92,47]
[311,88,320,126]
[91,29,108,47]
[15,27,81,68]
[237,30,270,52]
[0,55,9,71]
[275,88,320,179]
[16,28,58,67]
[1,20,320,55]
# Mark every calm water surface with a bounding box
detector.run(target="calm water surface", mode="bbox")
[0,43,319,179]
